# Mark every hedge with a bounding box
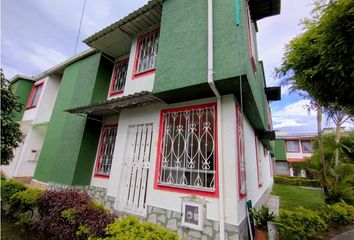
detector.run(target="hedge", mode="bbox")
[274,176,321,187]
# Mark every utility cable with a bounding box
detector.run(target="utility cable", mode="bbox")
[74,0,87,55]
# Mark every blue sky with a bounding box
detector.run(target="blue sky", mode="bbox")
[1,0,352,133]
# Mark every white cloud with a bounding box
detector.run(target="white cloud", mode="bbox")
[273,120,304,129]
[274,99,312,117]
[28,44,68,72]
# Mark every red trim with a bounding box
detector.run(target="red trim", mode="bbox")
[285,140,301,153]
[236,103,246,199]
[154,102,219,198]
[25,81,44,109]
[254,134,262,188]
[246,1,256,73]
[109,58,129,97]
[287,158,305,163]
[93,124,118,178]
[301,140,313,153]
[132,28,160,80]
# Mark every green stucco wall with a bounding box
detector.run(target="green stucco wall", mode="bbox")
[154,0,269,132]
[10,79,33,122]
[274,139,287,161]
[34,53,113,185]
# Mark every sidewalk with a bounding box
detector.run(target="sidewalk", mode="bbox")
[331,230,354,240]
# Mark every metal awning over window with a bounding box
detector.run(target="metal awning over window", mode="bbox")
[65,91,164,116]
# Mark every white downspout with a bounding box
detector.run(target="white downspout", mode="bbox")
[207,0,225,239]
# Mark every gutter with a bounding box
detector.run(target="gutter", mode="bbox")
[207,0,225,239]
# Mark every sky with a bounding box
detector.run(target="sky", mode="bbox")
[1,0,352,133]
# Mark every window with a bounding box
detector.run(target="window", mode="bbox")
[286,140,300,152]
[133,28,160,77]
[301,140,313,153]
[255,136,263,187]
[26,82,44,109]
[236,104,247,198]
[110,59,128,96]
[155,103,217,196]
[246,1,257,73]
[94,125,118,178]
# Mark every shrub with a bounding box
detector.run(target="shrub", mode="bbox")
[9,188,43,226]
[324,185,354,205]
[250,205,277,231]
[1,179,27,209]
[277,207,327,240]
[274,176,321,187]
[320,201,354,227]
[36,190,115,240]
[93,216,178,240]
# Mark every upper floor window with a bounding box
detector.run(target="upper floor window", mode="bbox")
[94,125,118,178]
[286,140,300,152]
[301,140,313,153]
[246,1,257,73]
[133,28,160,77]
[26,82,44,109]
[110,59,129,96]
[155,103,217,196]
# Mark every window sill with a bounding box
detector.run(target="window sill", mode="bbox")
[109,90,124,97]
[132,69,156,80]
[94,174,110,179]
[154,182,218,198]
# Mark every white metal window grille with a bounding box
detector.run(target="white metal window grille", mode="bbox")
[286,140,300,152]
[237,105,247,197]
[111,59,128,94]
[135,29,159,75]
[116,123,153,216]
[95,126,117,176]
[158,105,216,192]
[301,140,313,153]
[255,137,263,186]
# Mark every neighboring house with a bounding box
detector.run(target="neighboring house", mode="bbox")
[1,50,95,182]
[7,0,281,239]
[274,132,316,176]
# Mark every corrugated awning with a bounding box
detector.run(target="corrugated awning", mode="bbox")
[84,0,162,58]
[65,91,164,116]
[250,0,281,21]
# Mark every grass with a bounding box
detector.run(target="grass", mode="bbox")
[272,183,325,210]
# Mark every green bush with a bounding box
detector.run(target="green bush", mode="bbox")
[93,216,178,240]
[320,201,354,227]
[277,207,327,240]
[274,176,321,187]
[9,188,43,225]
[1,179,27,208]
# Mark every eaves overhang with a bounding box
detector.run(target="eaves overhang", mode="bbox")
[83,0,163,58]
[265,86,281,101]
[65,91,164,117]
[250,0,281,21]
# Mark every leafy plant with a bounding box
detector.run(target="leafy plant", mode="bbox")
[277,207,327,240]
[250,205,277,232]
[1,179,27,208]
[36,190,115,240]
[92,216,178,240]
[320,201,354,227]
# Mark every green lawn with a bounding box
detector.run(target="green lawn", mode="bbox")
[272,184,325,210]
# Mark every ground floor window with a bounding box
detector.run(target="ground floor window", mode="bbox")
[156,103,217,194]
[236,104,247,198]
[94,125,118,178]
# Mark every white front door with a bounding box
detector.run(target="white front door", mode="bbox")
[115,123,153,216]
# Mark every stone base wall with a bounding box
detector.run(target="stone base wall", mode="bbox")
[47,182,252,240]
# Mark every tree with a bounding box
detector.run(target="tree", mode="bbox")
[277,0,354,115]
[1,69,23,165]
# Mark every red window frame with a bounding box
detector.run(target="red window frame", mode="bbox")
[301,140,313,153]
[154,103,219,198]
[236,103,247,199]
[25,81,44,110]
[132,28,160,80]
[246,1,257,73]
[109,58,129,97]
[94,124,118,178]
[285,140,301,153]
[255,135,262,188]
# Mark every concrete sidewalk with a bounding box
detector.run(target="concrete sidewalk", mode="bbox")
[331,230,354,240]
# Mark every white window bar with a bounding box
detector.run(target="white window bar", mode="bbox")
[256,137,263,186]
[96,126,117,176]
[135,29,159,74]
[111,59,128,94]
[237,106,247,196]
[158,105,216,192]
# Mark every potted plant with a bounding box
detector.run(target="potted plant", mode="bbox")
[250,205,277,240]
